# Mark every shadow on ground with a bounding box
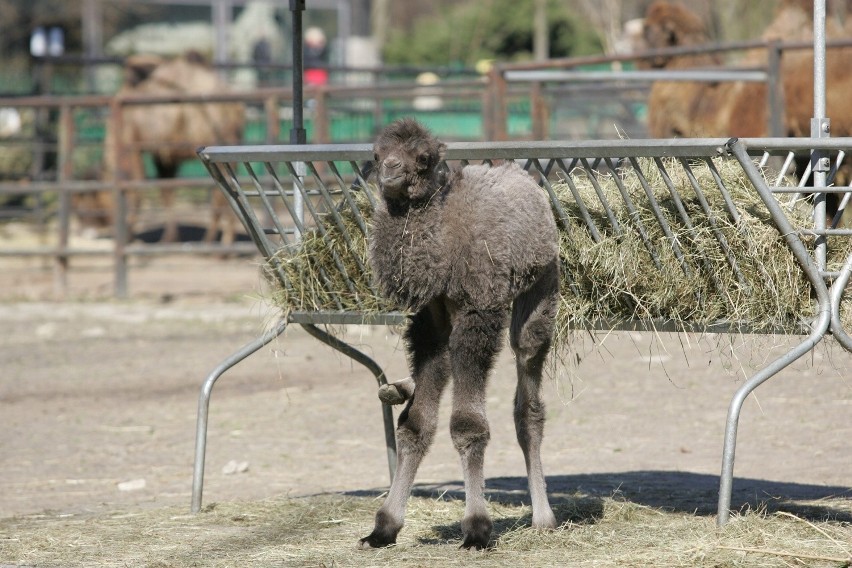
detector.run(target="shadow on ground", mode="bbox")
[349,470,852,524]
[134,224,251,243]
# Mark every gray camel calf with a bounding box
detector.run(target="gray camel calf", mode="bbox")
[361,118,560,550]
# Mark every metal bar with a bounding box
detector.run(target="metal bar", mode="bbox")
[191,319,289,513]
[766,41,786,137]
[222,162,277,258]
[828,251,852,352]
[598,157,663,270]
[111,101,129,299]
[655,158,727,298]
[532,159,577,235]
[284,160,360,302]
[287,311,408,326]
[580,158,622,236]
[716,312,830,526]
[349,160,377,209]
[304,160,368,275]
[812,0,829,271]
[264,161,306,241]
[300,323,397,483]
[730,140,832,328]
[678,158,749,290]
[244,162,289,242]
[55,103,73,298]
[628,157,692,277]
[559,168,603,243]
[717,139,834,526]
[504,69,769,83]
[199,136,852,165]
[329,160,370,236]
[200,139,738,163]
[290,0,306,145]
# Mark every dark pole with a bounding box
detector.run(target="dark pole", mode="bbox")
[290,0,306,144]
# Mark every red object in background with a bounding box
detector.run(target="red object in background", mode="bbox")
[305,68,328,86]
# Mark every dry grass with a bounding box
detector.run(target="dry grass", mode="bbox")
[2,493,850,567]
[264,189,394,317]
[261,158,852,343]
[551,158,818,335]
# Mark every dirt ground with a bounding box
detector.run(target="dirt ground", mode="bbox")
[1,250,851,525]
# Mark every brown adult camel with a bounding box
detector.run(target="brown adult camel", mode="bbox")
[78,51,244,243]
[643,0,852,139]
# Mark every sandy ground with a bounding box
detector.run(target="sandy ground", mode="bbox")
[0,250,851,524]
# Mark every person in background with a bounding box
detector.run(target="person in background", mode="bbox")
[304,27,329,86]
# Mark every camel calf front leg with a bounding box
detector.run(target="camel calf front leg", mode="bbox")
[359,306,450,549]
[448,308,505,549]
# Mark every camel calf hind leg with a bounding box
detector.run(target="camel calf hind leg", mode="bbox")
[509,261,559,530]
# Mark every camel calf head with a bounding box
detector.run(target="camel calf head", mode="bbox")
[372,118,447,202]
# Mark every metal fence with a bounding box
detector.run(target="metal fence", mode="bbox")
[4,37,848,297]
[192,136,852,526]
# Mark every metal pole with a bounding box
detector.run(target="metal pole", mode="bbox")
[766,40,785,138]
[717,139,834,526]
[55,104,73,298]
[191,319,289,513]
[301,324,397,483]
[290,0,306,145]
[812,0,829,270]
[290,0,306,235]
[81,0,102,93]
[212,0,232,80]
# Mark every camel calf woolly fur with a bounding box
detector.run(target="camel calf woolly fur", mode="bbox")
[360,118,560,550]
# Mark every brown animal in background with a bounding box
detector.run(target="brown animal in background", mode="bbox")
[727,0,852,139]
[78,51,244,243]
[643,0,852,139]
[640,1,730,138]
[361,118,560,549]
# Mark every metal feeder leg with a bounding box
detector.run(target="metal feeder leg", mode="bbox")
[300,323,398,483]
[716,319,830,527]
[191,319,289,513]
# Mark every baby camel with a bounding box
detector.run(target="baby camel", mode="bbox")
[361,118,560,550]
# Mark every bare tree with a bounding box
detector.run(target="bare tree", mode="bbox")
[574,0,632,54]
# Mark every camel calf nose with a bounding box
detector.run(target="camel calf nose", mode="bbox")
[382,156,402,170]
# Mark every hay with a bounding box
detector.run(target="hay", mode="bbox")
[264,189,395,316]
[551,158,818,336]
[262,158,850,345]
[2,493,850,567]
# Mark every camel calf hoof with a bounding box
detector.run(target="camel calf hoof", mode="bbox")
[532,509,558,530]
[460,514,492,550]
[357,533,396,549]
[377,377,415,405]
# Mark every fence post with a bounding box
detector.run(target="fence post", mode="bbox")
[812,0,829,270]
[486,66,508,141]
[264,95,280,143]
[531,81,549,140]
[314,87,330,143]
[766,40,785,137]
[109,97,129,298]
[54,102,74,298]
